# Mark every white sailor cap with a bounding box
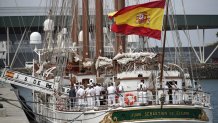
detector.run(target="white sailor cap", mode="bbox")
[89,79,94,83]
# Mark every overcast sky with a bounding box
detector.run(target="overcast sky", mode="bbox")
[128,0,218,47]
[152,0,218,47]
[147,29,218,47]
[1,0,218,15]
[0,0,218,47]
[169,0,218,15]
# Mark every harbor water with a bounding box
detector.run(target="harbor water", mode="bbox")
[16,79,218,123]
[199,79,218,123]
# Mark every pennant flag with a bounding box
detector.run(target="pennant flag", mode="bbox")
[109,0,165,40]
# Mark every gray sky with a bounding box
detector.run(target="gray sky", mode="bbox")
[126,0,218,15]
[127,0,218,47]
[1,0,218,47]
[147,0,218,47]
[168,0,218,15]
[147,29,218,47]
[1,0,218,15]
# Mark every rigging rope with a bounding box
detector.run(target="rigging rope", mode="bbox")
[181,0,197,80]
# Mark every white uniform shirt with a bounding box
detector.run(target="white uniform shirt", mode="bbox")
[90,87,96,96]
[85,87,90,96]
[74,84,79,93]
[77,88,85,97]
[137,82,147,90]
[118,84,124,92]
[94,85,102,96]
[85,88,91,96]
[107,86,116,94]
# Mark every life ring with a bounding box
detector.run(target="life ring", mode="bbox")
[124,93,136,106]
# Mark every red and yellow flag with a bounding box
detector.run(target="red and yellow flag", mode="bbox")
[109,0,165,40]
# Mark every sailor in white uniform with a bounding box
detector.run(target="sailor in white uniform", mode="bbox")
[74,83,79,106]
[94,83,102,106]
[107,83,116,106]
[74,82,79,93]
[76,85,85,107]
[85,84,95,108]
[89,79,94,86]
[85,84,91,107]
[171,81,178,104]
[118,83,124,106]
[164,84,169,104]
[137,80,147,104]
[90,84,96,107]
[182,88,189,104]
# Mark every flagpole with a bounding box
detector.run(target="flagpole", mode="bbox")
[159,0,169,90]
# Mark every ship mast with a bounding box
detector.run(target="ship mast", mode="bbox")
[82,0,89,59]
[115,0,125,53]
[71,0,78,45]
[95,0,104,58]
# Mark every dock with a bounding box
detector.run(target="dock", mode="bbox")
[0,83,29,123]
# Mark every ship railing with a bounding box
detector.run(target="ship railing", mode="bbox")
[37,103,57,122]
[155,88,211,107]
[35,89,211,112]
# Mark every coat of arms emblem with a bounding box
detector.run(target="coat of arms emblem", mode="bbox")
[136,12,150,24]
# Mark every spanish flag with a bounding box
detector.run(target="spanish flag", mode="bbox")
[109,0,165,40]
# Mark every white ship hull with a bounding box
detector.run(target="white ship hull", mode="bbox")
[35,105,213,123]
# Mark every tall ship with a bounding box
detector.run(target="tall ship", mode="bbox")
[0,0,213,123]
